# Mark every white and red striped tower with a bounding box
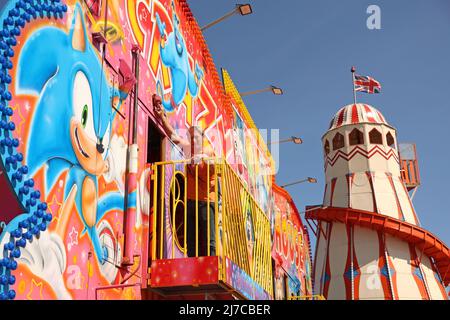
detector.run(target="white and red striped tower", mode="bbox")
[307,103,449,300]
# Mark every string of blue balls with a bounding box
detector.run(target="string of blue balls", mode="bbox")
[0,0,67,300]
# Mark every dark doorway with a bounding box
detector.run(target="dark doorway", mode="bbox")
[147,118,163,265]
[147,119,163,164]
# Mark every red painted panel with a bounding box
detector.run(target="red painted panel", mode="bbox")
[150,256,219,288]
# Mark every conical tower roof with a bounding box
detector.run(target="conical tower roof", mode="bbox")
[328,103,390,131]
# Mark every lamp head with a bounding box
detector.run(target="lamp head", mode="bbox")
[271,85,283,95]
[237,4,253,15]
[307,177,318,183]
[292,136,303,144]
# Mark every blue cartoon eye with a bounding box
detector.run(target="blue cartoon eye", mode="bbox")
[73,71,96,141]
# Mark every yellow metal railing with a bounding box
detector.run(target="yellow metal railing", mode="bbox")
[289,295,326,300]
[150,157,273,297]
[220,160,273,296]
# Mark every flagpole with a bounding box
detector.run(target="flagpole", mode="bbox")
[351,66,357,105]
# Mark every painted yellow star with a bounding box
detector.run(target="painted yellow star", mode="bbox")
[17,102,28,136]
[47,194,62,225]
[26,279,44,300]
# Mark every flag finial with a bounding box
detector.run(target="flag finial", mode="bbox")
[351,67,357,104]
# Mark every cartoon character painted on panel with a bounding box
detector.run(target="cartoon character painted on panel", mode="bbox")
[155,1,204,111]
[15,4,128,285]
[243,197,255,269]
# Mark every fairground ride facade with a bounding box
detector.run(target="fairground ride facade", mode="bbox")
[0,0,312,300]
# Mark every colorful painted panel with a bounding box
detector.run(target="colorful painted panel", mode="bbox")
[272,186,312,297]
[224,257,272,300]
[0,0,149,300]
[0,0,311,300]
[229,97,272,213]
[0,0,233,300]
[151,256,219,288]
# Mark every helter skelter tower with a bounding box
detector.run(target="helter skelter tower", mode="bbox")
[306,103,449,300]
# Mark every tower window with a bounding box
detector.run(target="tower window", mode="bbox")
[369,128,383,145]
[324,140,330,155]
[349,128,364,146]
[332,132,344,150]
[386,132,395,148]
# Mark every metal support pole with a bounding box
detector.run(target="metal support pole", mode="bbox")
[200,7,239,31]
[410,186,419,201]
[281,178,309,188]
[123,46,141,266]
[240,87,273,97]
[351,66,357,105]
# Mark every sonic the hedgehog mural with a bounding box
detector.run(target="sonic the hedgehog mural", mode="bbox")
[0,2,132,299]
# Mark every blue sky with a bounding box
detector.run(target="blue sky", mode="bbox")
[188,0,450,249]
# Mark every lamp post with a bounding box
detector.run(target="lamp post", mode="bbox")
[240,85,283,97]
[201,4,253,31]
[269,136,302,145]
[281,177,317,188]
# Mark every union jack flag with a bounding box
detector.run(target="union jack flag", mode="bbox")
[354,74,381,94]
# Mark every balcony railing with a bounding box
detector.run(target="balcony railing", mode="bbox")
[399,143,420,190]
[400,159,420,189]
[150,157,273,297]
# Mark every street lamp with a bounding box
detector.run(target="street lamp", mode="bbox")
[201,4,253,31]
[269,136,303,145]
[240,85,283,97]
[281,177,317,188]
